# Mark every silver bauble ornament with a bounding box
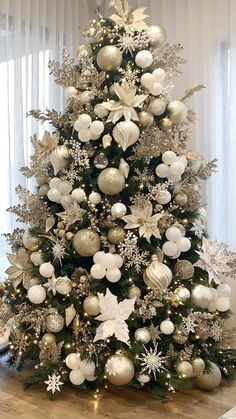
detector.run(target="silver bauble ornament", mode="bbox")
[55,277,72,295]
[176,361,193,379]
[174,286,190,303]
[111,202,127,218]
[94,153,108,169]
[138,111,154,127]
[147,25,166,48]
[97,46,122,72]
[49,145,69,175]
[134,328,151,344]
[167,100,187,124]
[174,260,194,279]
[46,313,65,333]
[191,285,213,309]
[105,353,135,386]
[97,168,125,195]
[73,229,101,257]
[192,357,205,375]
[113,120,140,151]
[143,255,172,291]
[195,362,222,390]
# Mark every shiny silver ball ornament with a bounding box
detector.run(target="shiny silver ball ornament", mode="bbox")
[94,153,108,169]
[73,229,101,257]
[195,362,222,390]
[105,353,135,386]
[138,111,154,127]
[176,361,193,379]
[174,286,190,303]
[147,25,166,48]
[97,46,122,72]
[192,357,205,375]
[134,328,151,344]
[167,100,188,124]
[97,167,125,195]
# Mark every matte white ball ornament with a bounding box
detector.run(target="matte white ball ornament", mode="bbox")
[191,285,213,309]
[60,194,73,208]
[162,241,178,257]
[39,262,55,278]
[101,253,116,269]
[94,103,109,118]
[47,188,61,203]
[217,283,231,297]
[166,227,182,242]
[135,50,153,68]
[215,297,230,312]
[155,163,169,178]
[162,151,177,165]
[69,369,85,385]
[74,114,92,131]
[30,251,43,266]
[148,99,166,116]
[149,82,163,96]
[140,72,154,88]
[80,360,96,377]
[93,251,105,264]
[66,353,81,370]
[178,237,191,252]
[113,254,124,269]
[88,192,102,205]
[152,68,166,82]
[58,181,73,195]
[78,128,91,142]
[90,120,104,136]
[169,161,185,177]
[28,285,46,304]
[160,319,175,335]
[91,263,106,279]
[49,177,61,189]
[111,203,127,218]
[106,268,121,283]
[71,188,86,202]
[65,86,77,98]
[83,295,100,316]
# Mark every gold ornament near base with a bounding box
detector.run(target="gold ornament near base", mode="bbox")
[143,255,172,291]
[73,229,101,257]
[192,357,205,375]
[96,46,122,72]
[105,353,135,386]
[46,313,65,333]
[108,226,126,244]
[195,362,222,390]
[176,361,193,379]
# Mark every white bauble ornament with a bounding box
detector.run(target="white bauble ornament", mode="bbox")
[88,192,102,205]
[135,50,153,68]
[58,180,73,195]
[47,188,61,203]
[106,268,121,283]
[28,285,46,304]
[60,194,73,208]
[167,100,188,124]
[83,295,100,316]
[147,25,166,47]
[137,374,150,384]
[101,253,116,269]
[73,229,101,257]
[156,190,171,205]
[94,103,109,118]
[49,177,61,189]
[23,230,41,251]
[215,297,230,312]
[140,72,154,88]
[74,114,92,131]
[97,168,125,195]
[152,68,166,82]
[97,46,122,72]
[191,285,213,309]
[55,277,72,295]
[134,328,151,344]
[71,188,86,203]
[155,163,169,178]
[195,362,221,390]
[80,91,94,104]
[91,263,106,279]
[93,251,105,264]
[113,120,140,151]
[69,369,85,385]
[30,251,43,266]
[178,155,188,168]
[49,145,69,175]
[86,374,97,382]
[162,241,178,257]
[78,128,91,143]
[143,255,172,291]
[162,150,177,165]
[138,111,154,127]
[166,227,182,243]
[105,354,135,386]
[65,86,77,98]
[176,361,193,379]
[66,353,81,370]
[39,262,54,278]
[178,237,191,252]
[90,120,104,136]
[113,254,124,269]
[160,319,175,335]
[80,359,96,377]
[192,357,205,375]
[169,161,185,177]
[150,82,163,96]
[217,283,231,297]
[111,203,127,218]
[148,98,166,116]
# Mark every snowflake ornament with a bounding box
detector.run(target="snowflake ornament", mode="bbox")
[181,315,197,334]
[138,344,167,379]
[45,373,63,394]
[191,220,204,239]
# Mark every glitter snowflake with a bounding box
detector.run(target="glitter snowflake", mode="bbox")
[181,315,197,334]
[148,323,162,344]
[138,344,167,379]
[105,357,117,376]
[118,231,150,272]
[133,168,155,188]
[209,321,223,341]
[191,220,204,239]
[117,31,149,55]
[45,373,63,394]
[119,63,140,86]
[61,162,82,185]
[194,237,236,284]
[52,242,67,265]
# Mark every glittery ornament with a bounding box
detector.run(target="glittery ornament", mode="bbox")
[46,313,65,333]
[174,260,194,279]
[94,153,108,169]
[108,226,126,244]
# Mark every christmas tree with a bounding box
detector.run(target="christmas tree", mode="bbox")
[1,0,236,401]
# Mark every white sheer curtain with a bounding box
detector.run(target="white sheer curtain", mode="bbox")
[1,0,236,284]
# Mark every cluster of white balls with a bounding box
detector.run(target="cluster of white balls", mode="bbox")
[140,67,166,96]
[135,49,153,69]
[74,113,104,142]
[47,177,102,207]
[91,251,123,283]
[155,150,187,182]
[66,354,96,385]
[162,226,191,259]
[192,283,231,312]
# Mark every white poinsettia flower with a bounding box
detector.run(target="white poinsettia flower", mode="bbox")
[102,80,148,123]
[122,201,163,243]
[109,2,149,32]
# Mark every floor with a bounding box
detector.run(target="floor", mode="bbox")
[0,361,235,419]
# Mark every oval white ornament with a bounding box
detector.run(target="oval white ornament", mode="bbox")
[49,145,69,175]
[113,121,140,151]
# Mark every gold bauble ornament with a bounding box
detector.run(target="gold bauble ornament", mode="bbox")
[83,295,100,316]
[176,361,193,379]
[147,25,166,48]
[195,362,222,390]
[77,78,90,90]
[73,315,80,338]
[105,353,135,386]
[138,111,154,127]
[108,226,126,244]
[97,168,125,195]
[73,229,101,257]
[173,329,188,344]
[41,332,56,347]
[128,285,141,299]
[158,117,173,131]
[174,192,188,206]
[174,260,194,280]
[143,255,172,291]
[46,313,65,333]
[97,46,122,72]
[192,357,205,375]
[22,230,41,251]
[134,328,151,344]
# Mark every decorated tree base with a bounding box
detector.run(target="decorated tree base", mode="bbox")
[1,0,236,402]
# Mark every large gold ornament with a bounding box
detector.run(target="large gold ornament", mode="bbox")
[143,255,172,291]
[108,226,126,244]
[176,361,193,379]
[46,313,65,333]
[73,229,101,257]
[105,353,135,386]
[158,117,173,130]
[174,192,188,207]
[195,362,222,390]
[41,332,56,347]
[174,260,194,279]
[97,168,125,195]
[147,25,166,47]
[97,46,122,72]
